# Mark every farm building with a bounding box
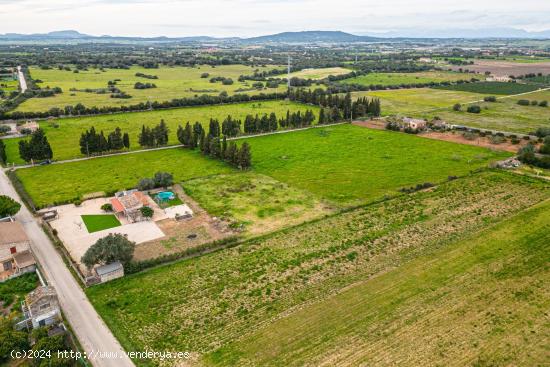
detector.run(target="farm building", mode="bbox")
[16,121,40,134]
[111,190,150,222]
[18,286,61,329]
[403,117,427,130]
[95,261,124,283]
[0,221,36,281]
[486,76,511,82]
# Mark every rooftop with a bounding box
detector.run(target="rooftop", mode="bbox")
[26,286,57,305]
[96,261,123,276]
[0,221,29,245]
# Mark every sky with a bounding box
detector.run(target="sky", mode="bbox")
[1,0,550,37]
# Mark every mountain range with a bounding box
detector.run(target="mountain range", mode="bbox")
[0,29,549,43]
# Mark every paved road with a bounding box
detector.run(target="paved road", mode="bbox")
[0,170,134,367]
[17,66,27,92]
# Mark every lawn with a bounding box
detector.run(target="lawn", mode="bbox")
[86,171,550,366]
[340,71,471,87]
[15,65,287,113]
[434,81,542,95]
[183,172,334,234]
[419,89,550,134]
[239,124,511,205]
[286,67,351,80]
[81,214,121,233]
[14,148,233,208]
[3,100,317,164]
[353,88,486,115]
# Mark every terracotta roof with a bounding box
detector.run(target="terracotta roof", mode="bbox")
[110,198,125,213]
[0,222,28,245]
[133,191,150,206]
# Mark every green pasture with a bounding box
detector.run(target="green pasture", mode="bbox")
[340,71,471,87]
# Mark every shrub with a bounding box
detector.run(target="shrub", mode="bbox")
[539,100,548,107]
[531,100,538,106]
[517,99,530,106]
[462,131,477,141]
[140,206,154,218]
[101,203,113,212]
[466,105,481,113]
[81,233,135,269]
[483,96,497,102]
[137,178,155,191]
[452,103,461,111]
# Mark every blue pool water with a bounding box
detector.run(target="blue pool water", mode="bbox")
[157,191,175,201]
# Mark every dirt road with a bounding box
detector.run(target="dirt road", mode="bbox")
[0,169,134,367]
[17,66,27,92]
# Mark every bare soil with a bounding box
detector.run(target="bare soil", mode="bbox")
[352,120,386,130]
[449,60,550,77]
[419,131,535,153]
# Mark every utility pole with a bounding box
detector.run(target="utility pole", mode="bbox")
[287,54,291,90]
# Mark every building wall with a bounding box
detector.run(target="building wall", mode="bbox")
[0,241,31,263]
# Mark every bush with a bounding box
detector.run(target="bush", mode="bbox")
[200,72,209,78]
[137,178,155,191]
[483,96,497,102]
[101,203,113,212]
[452,103,461,111]
[81,233,135,269]
[517,99,530,106]
[539,100,548,107]
[466,105,481,113]
[140,206,154,218]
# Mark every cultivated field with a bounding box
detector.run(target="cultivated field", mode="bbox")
[183,172,334,234]
[3,100,316,164]
[449,59,550,77]
[340,71,471,87]
[420,89,550,134]
[286,67,351,80]
[434,81,542,95]
[15,65,287,113]
[86,171,550,366]
[15,148,232,208]
[13,124,509,208]
[354,88,486,115]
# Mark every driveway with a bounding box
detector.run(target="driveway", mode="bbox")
[0,169,134,367]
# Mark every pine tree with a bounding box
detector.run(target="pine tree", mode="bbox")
[209,118,220,137]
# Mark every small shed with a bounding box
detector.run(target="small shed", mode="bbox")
[403,117,427,130]
[95,261,124,283]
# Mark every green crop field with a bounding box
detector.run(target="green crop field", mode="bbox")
[86,171,550,367]
[15,65,287,113]
[419,89,550,134]
[434,81,542,95]
[286,67,351,80]
[15,124,509,208]
[14,148,233,208]
[81,214,121,233]
[340,71,471,87]
[353,88,486,115]
[238,124,510,205]
[3,100,317,164]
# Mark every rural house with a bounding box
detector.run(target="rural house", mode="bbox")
[0,221,36,281]
[403,117,427,130]
[19,286,61,329]
[95,261,124,283]
[16,120,40,134]
[111,190,150,222]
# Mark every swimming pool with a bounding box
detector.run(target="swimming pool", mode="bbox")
[156,191,175,201]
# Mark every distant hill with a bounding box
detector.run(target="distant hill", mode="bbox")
[244,31,378,43]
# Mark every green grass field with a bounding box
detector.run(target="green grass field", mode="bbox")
[81,214,121,233]
[15,148,233,208]
[353,88,486,115]
[239,124,510,205]
[4,100,317,164]
[15,65,287,113]
[15,124,509,208]
[340,71,471,87]
[434,81,542,95]
[86,171,550,366]
[420,89,550,133]
[183,172,333,234]
[286,67,351,80]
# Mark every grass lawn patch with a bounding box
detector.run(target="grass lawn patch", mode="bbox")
[433,81,541,95]
[86,171,550,366]
[4,100,317,164]
[81,214,121,233]
[15,148,233,208]
[240,124,510,205]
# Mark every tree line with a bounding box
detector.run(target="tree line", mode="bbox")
[289,89,381,119]
[18,128,53,163]
[79,126,130,155]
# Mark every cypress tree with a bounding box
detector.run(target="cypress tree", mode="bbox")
[123,133,130,149]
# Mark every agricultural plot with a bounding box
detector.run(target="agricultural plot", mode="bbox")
[420,89,550,134]
[286,67,351,80]
[3,100,316,164]
[14,148,233,208]
[449,60,550,77]
[353,88,486,115]
[239,124,510,205]
[183,172,334,234]
[86,171,550,366]
[206,198,550,367]
[434,81,542,95]
[15,65,287,113]
[340,71,471,87]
